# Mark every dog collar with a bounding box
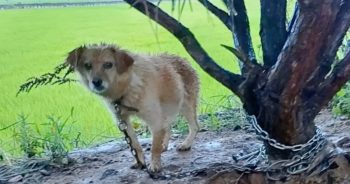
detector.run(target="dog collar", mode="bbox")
[113,96,139,112]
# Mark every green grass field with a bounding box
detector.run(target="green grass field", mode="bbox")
[0,1,261,156]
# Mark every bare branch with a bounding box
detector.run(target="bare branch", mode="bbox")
[220,44,259,70]
[197,0,231,30]
[123,0,244,95]
[229,0,256,65]
[260,0,287,67]
[201,0,256,72]
[305,51,350,118]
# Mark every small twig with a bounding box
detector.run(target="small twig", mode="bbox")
[17,63,76,96]
[235,172,244,184]
[198,0,232,30]
[221,44,258,69]
[0,121,20,131]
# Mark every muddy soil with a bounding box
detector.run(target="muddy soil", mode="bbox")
[1,110,350,184]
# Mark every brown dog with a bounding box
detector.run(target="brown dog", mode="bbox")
[65,43,200,173]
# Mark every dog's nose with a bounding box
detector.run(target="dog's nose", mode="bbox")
[92,78,102,87]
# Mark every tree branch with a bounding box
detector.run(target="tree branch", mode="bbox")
[220,44,259,70]
[123,0,244,95]
[197,0,231,30]
[229,0,256,65]
[260,0,287,67]
[204,0,257,72]
[303,0,350,99]
[306,51,350,118]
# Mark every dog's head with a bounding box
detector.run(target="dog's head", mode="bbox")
[65,44,134,95]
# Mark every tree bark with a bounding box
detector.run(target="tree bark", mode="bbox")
[303,0,350,101]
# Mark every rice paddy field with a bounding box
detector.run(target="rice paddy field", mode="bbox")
[0,0,261,156]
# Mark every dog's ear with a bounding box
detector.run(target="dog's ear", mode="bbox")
[65,46,84,69]
[116,51,134,74]
[109,46,134,73]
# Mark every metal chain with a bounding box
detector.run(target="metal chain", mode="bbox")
[247,115,324,152]
[231,114,327,181]
[114,104,146,169]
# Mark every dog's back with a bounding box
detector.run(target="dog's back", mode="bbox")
[159,54,199,107]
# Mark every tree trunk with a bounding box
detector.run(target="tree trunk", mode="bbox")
[124,0,350,158]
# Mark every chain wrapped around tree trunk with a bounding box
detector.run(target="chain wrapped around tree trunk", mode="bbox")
[231,114,328,181]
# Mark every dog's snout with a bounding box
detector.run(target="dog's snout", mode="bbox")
[89,77,106,93]
[92,78,102,87]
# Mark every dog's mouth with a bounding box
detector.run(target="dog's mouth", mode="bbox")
[92,86,106,94]
[89,82,107,94]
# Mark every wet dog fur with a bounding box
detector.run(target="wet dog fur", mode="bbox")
[65,43,200,173]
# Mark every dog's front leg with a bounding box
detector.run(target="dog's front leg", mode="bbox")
[119,115,146,169]
[148,128,166,174]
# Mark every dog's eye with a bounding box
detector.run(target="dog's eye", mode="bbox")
[84,63,92,70]
[103,62,113,69]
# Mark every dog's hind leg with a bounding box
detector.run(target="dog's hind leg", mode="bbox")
[177,101,199,151]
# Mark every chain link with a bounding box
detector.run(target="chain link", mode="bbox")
[248,115,324,152]
[114,104,145,169]
[231,114,327,181]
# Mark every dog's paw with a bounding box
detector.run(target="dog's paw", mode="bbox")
[176,143,191,152]
[130,161,146,170]
[147,160,162,174]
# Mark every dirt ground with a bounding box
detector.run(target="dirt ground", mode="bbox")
[1,109,350,184]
